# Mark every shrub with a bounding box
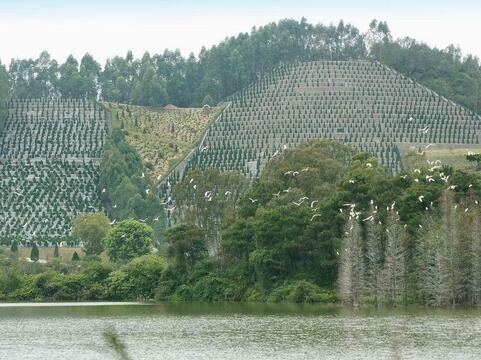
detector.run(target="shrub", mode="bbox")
[268,280,337,303]
[105,219,153,263]
[107,254,166,300]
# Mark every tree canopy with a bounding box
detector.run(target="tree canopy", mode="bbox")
[2,18,479,114]
[104,219,153,262]
[72,213,111,255]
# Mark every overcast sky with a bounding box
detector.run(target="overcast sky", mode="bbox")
[0,0,480,66]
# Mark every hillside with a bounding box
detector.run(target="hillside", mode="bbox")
[0,99,107,239]
[176,60,480,179]
[103,102,223,181]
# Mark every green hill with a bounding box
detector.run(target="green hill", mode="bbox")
[103,102,224,182]
[0,99,107,239]
[174,60,480,180]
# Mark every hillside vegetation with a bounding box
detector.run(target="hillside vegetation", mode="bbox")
[103,102,223,181]
[4,19,480,116]
[4,140,481,307]
[179,60,480,178]
[0,99,107,240]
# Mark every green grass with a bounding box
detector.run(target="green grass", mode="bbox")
[403,145,481,172]
[102,102,224,182]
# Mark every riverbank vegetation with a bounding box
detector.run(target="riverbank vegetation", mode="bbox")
[2,139,481,306]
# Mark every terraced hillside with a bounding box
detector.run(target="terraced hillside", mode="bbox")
[179,60,481,178]
[0,99,107,238]
[103,103,223,181]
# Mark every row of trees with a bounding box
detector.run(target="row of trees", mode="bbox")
[339,191,481,307]
[2,19,480,113]
[0,61,8,129]
[156,139,481,305]
[3,139,481,305]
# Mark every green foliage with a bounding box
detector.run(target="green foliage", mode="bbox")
[0,61,8,130]
[166,223,207,268]
[107,254,165,300]
[72,251,80,261]
[10,240,18,253]
[466,153,481,168]
[268,281,337,303]
[72,213,111,255]
[53,244,59,258]
[172,169,249,252]
[5,19,479,116]
[30,243,39,262]
[202,95,214,107]
[100,128,162,224]
[105,219,153,263]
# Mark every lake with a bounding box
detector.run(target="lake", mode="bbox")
[1,302,481,359]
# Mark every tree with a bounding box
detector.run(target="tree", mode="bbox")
[380,211,406,306]
[10,240,18,253]
[72,213,111,255]
[30,243,39,262]
[72,251,80,261]
[202,95,214,107]
[107,254,166,300]
[104,219,153,262]
[0,61,8,129]
[364,206,383,306]
[166,223,207,268]
[53,243,59,258]
[338,214,364,306]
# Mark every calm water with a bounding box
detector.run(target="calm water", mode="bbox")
[1,302,481,359]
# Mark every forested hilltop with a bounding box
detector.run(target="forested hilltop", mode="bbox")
[0,18,480,113]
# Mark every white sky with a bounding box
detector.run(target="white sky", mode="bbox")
[0,1,480,66]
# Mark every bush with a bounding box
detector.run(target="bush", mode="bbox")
[170,284,194,302]
[267,280,337,303]
[190,275,228,302]
[105,219,153,263]
[107,254,166,300]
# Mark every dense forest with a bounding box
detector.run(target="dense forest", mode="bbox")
[0,19,480,114]
[2,140,481,306]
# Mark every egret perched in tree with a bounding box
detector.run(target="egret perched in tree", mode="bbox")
[311,214,321,221]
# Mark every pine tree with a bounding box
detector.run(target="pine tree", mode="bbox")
[30,243,39,262]
[10,240,18,253]
[72,251,80,261]
[53,243,59,258]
